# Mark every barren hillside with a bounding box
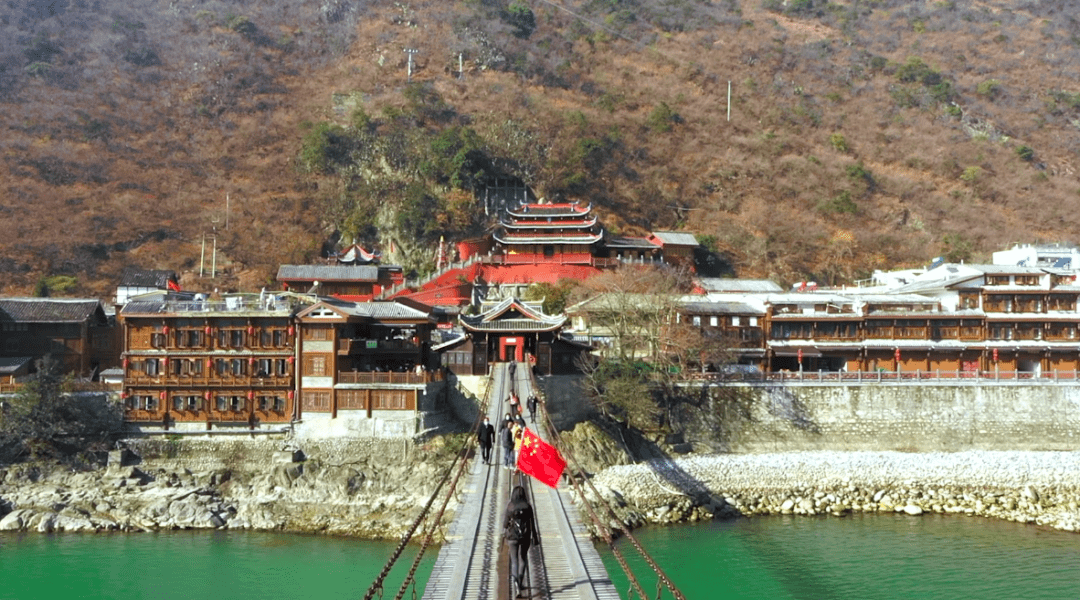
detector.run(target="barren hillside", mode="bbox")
[1,0,1078,297]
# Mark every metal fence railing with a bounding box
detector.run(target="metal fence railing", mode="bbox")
[683,369,1080,385]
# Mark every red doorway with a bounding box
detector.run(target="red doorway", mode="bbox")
[498,336,524,362]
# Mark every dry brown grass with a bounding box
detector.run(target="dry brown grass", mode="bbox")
[1,0,1079,296]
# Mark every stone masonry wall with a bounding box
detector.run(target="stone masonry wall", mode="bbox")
[683,382,1080,453]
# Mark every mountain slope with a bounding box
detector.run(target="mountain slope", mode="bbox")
[1,0,1078,296]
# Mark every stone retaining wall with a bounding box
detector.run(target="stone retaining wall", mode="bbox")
[683,382,1080,453]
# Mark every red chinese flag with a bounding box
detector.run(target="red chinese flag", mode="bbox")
[517,428,567,489]
[167,279,181,292]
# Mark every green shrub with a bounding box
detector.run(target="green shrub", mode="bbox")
[976,79,1001,98]
[646,102,679,133]
[506,1,537,38]
[960,166,982,183]
[226,15,257,37]
[395,183,441,241]
[829,132,849,153]
[846,162,874,185]
[1015,145,1034,161]
[351,108,372,131]
[819,190,858,214]
[299,122,351,174]
[895,57,939,85]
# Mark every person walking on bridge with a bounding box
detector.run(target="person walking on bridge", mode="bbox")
[527,394,538,423]
[478,416,495,465]
[503,485,539,598]
[499,414,516,469]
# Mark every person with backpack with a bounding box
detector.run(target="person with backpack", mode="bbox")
[503,485,539,597]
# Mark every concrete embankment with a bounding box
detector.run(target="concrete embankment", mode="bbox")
[574,451,1080,534]
[0,436,465,537]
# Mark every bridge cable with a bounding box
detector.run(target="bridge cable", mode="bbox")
[524,372,648,599]
[363,367,495,600]
[528,369,686,600]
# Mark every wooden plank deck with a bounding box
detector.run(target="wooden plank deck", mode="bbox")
[423,363,620,600]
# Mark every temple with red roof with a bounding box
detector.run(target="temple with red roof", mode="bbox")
[384,200,700,307]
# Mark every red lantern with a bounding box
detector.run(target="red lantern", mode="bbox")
[797,349,803,363]
[288,326,295,337]
[205,325,212,336]
[248,390,254,400]
[248,325,255,336]
[288,390,295,400]
[204,390,211,400]
[159,391,166,400]
[207,358,213,369]
[894,348,901,362]
[249,356,256,366]
[122,358,129,369]
[120,391,127,399]
[162,325,170,336]
[287,356,295,364]
[993,348,999,362]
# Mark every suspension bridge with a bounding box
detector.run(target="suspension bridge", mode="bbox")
[363,362,686,600]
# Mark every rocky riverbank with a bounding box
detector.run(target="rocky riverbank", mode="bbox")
[574,451,1080,535]
[0,436,464,537]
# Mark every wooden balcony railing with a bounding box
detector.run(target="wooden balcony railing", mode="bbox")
[336,370,442,384]
[338,338,420,353]
[683,369,1080,384]
[124,374,293,387]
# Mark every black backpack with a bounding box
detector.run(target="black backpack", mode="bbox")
[508,506,529,541]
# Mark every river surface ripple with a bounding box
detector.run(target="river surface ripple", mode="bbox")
[597,513,1080,600]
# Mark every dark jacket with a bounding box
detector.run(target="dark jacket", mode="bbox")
[499,419,515,448]
[478,422,495,447]
[503,486,538,544]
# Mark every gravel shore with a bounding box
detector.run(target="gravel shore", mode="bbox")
[579,451,1080,534]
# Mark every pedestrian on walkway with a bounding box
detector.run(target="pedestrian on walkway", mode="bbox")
[478,416,495,464]
[527,394,538,423]
[503,485,539,598]
[512,426,524,472]
[499,413,516,468]
[508,360,517,379]
[509,391,521,415]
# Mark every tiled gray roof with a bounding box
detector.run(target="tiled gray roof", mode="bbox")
[606,236,658,249]
[0,298,104,323]
[0,356,34,374]
[118,267,176,288]
[311,299,433,321]
[650,231,700,246]
[460,297,566,332]
[697,278,782,293]
[276,265,379,282]
[682,301,763,315]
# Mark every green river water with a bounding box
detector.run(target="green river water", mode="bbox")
[597,513,1080,599]
[2,513,1078,600]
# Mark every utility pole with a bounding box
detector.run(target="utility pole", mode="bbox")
[458,52,463,79]
[727,80,732,122]
[200,235,206,277]
[404,48,418,82]
[225,193,230,230]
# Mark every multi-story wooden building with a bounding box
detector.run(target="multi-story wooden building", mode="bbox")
[119,293,300,429]
[276,264,404,301]
[293,298,441,424]
[0,298,117,378]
